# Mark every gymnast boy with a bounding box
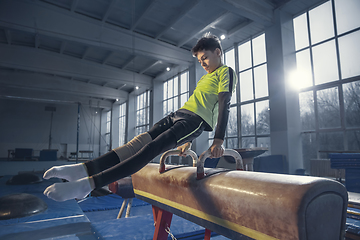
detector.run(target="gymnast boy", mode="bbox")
[43,34,237,201]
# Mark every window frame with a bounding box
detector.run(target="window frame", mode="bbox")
[208,34,270,150]
[135,90,151,136]
[293,0,360,167]
[118,102,127,147]
[105,110,111,151]
[162,70,189,117]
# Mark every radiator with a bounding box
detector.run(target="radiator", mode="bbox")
[310,159,345,179]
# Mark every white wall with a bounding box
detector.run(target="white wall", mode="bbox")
[0,98,102,159]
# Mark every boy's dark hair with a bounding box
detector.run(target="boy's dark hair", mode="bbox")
[191,33,223,57]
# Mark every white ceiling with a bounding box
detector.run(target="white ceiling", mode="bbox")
[0,0,326,108]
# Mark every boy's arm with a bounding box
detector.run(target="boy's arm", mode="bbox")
[214,66,235,141]
[214,92,232,140]
[210,91,232,158]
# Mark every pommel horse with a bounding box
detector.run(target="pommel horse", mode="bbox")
[132,149,348,240]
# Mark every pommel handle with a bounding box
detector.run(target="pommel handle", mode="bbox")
[159,149,198,173]
[197,149,244,179]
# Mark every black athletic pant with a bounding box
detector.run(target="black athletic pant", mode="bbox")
[85,109,207,189]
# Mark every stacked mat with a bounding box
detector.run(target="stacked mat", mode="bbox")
[0,174,94,240]
[347,192,360,239]
[330,153,360,193]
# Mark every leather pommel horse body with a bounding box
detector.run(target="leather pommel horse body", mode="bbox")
[132,150,348,240]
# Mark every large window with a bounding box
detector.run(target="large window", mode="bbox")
[208,35,270,150]
[163,71,189,116]
[238,34,270,150]
[293,0,360,170]
[135,90,150,136]
[119,102,126,146]
[209,48,239,148]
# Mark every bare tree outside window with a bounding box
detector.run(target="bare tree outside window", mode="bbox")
[293,0,360,171]
[299,91,316,131]
[317,87,341,129]
[344,81,360,128]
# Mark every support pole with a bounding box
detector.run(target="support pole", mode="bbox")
[125,198,133,218]
[117,199,129,219]
[109,103,113,151]
[48,110,53,150]
[99,109,102,157]
[76,102,80,164]
[45,106,56,150]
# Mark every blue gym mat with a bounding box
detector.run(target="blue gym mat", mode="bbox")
[79,194,150,212]
[0,175,93,240]
[90,212,230,240]
[346,218,360,236]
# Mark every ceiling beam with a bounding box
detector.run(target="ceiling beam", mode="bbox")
[117,83,126,90]
[139,60,161,74]
[155,0,203,40]
[275,0,299,10]
[5,29,11,44]
[131,0,157,31]
[102,0,117,22]
[0,0,193,66]
[102,51,113,65]
[0,85,113,109]
[59,41,67,54]
[213,0,273,26]
[82,46,91,59]
[227,19,253,38]
[177,11,229,47]
[71,0,79,12]
[257,0,276,9]
[34,33,40,48]
[153,64,188,82]
[0,44,152,89]
[121,55,137,70]
[0,70,128,100]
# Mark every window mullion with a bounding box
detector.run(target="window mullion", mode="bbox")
[250,37,258,147]
[305,11,315,87]
[234,44,241,148]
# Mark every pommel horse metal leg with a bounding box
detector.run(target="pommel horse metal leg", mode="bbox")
[108,177,135,219]
[152,205,173,240]
[151,207,212,240]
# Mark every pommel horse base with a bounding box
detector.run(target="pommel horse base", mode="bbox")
[132,149,348,240]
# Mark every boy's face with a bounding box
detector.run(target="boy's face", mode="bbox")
[196,48,222,74]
